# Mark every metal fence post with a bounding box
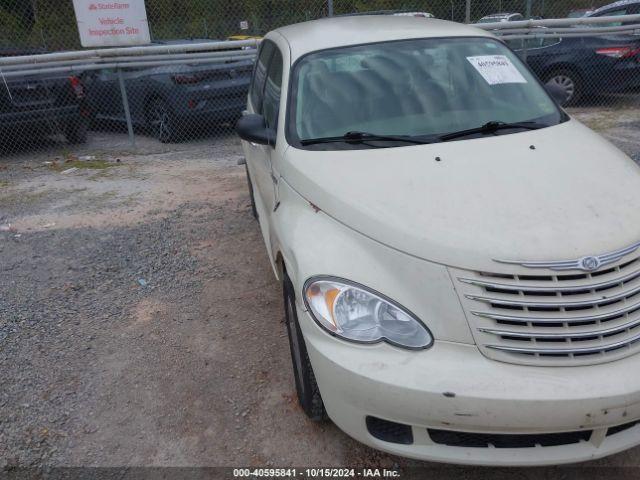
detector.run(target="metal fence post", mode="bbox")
[465,0,471,23]
[524,0,533,62]
[327,0,334,17]
[117,68,135,148]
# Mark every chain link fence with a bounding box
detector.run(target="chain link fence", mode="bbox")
[0,0,639,153]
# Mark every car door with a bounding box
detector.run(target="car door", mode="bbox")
[243,40,282,219]
[506,36,567,79]
[525,37,567,75]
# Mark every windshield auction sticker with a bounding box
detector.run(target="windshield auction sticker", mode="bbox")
[466,55,527,85]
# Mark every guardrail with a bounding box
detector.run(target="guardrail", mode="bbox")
[0,39,259,78]
[1,14,637,76]
[475,13,640,39]
[0,39,259,66]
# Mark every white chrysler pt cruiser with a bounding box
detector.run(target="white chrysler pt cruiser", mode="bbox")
[237,15,640,465]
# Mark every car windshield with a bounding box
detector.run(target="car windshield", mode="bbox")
[288,37,563,149]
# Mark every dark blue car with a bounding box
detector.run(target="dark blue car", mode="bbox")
[83,39,255,142]
[588,0,640,19]
[506,34,640,105]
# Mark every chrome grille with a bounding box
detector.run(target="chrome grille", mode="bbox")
[452,256,640,366]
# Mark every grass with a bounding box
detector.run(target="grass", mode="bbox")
[49,159,121,172]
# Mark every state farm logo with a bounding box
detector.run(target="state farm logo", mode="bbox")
[88,2,130,10]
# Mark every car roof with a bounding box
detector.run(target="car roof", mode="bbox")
[336,9,433,17]
[272,16,494,61]
[590,0,640,15]
[482,12,520,18]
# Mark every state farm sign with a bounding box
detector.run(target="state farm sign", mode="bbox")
[72,1,151,47]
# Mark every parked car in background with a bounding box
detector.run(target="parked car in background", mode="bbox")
[238,15,640,466]
[391,11,435,18]
[506,34,640,105]
[476,12,524,23]
[567,8,594,18]
[0,48,89,145]
[587,0,640,22]
[228,34,263,44]
[83,39,255,143]
[338,10,434,18]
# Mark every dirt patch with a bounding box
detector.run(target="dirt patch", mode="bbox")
[0,134,357,470]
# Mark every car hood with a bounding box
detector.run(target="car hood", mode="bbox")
[278,119,640,272]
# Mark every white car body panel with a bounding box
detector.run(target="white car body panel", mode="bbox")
[239,15,640,465]
[276,119,640,273]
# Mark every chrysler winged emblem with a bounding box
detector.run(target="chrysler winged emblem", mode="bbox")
[495,240,640,272]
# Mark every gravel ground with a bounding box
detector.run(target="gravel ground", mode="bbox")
[1,109,640,478]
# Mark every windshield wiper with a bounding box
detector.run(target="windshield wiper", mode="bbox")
[439,121,546,142]
[300,131,436,146]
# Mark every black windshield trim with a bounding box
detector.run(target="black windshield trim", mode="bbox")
[285,36,567,151]
[300,130,440,146]
[438,120,547,142]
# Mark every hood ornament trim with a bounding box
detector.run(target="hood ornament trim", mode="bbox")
[494,240,640,272]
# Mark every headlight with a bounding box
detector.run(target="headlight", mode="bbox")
[303,276,433,350]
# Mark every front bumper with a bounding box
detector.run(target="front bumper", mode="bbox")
[298,304,640,466]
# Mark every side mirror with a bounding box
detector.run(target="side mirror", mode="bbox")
[545,83,568,106]
[236,114,276,146]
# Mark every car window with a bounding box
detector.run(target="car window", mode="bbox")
[541,37,561,47]
[505,38,525,50]
[289,37,562,148]
[592,8,628,26]
[263,47,283,130]
[250,41,274,113]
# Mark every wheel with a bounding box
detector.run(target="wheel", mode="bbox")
[544,68,582,106]
[245,164,258,220]
[146,98,181,143]
[283,273,327,422]
[64,118,88,144]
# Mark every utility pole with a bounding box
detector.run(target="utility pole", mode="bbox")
[327,0,334,17]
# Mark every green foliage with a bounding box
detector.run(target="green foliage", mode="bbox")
[0,0,625,51]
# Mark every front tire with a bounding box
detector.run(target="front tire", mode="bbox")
[283,273,327,422]
[544,68,582,106]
